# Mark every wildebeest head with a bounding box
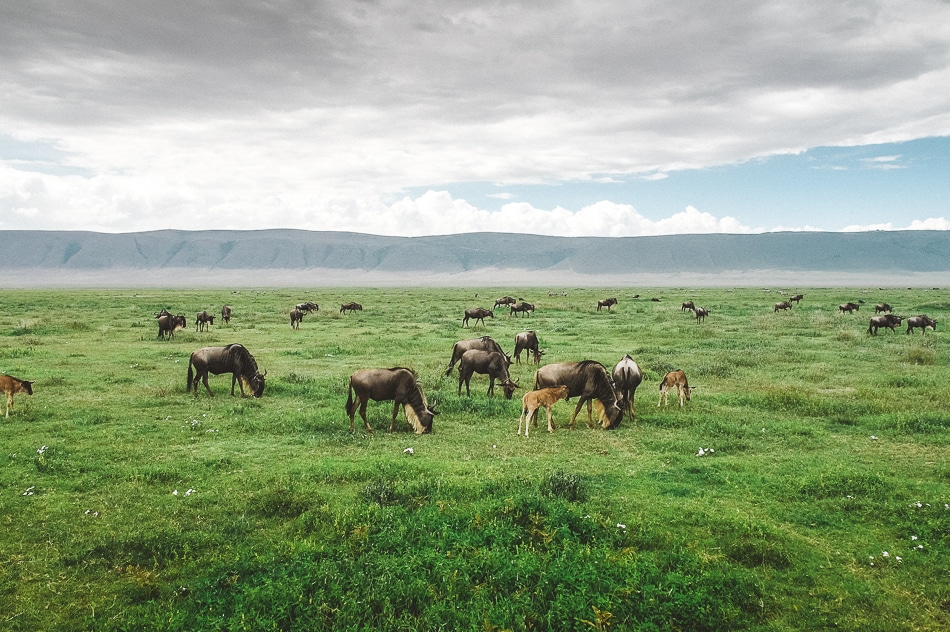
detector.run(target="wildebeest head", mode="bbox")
[501,379,519,400]
[248,369,267,397]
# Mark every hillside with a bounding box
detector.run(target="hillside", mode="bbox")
[2,229,949,287]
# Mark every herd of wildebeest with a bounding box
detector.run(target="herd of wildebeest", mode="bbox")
[0,293,940,436]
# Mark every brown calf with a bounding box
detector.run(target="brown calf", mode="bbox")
[658,370,693,407]
[1,374,34,418]
[518,385,570,437]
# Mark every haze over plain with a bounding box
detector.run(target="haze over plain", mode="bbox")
[2,1,949,237]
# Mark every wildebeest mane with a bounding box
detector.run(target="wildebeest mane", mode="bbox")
[226,343,259,379]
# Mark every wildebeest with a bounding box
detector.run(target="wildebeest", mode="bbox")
[346,368,437,434]
[295,302,319,313]
[493,296,517,310]
[839,302,861,314]
[612,354,642,421]
[444,336,507,375]
[157,313,187,339]
[221,305,232,324]
[518,385,570,437]
[789,294,804,303]
[906,315,938,334]
[874,303,892,314]
[658,370,692,407]
[681,301,695,312]
[867,314,904,335]
[457,350,518,399]
[534,361,624,429]
[463,307,494,327]
[340,302,363,314]
[774,301,793,312]
[195,310,215,332]
[1,374,33,418]
[187,343,266,399]
[513,330,544,364]
[290,308,305,329]
[597,298,618,312]
[510,302,534,317]
[693,307,709,322]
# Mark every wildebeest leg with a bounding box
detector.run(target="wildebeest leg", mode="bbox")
[4,393,11,417]
[201,372,214,398]
[389,401,400,432]
[359,398,373,432]
[568,397,590,429]
[546,405,556,432]
[487,376,495,397]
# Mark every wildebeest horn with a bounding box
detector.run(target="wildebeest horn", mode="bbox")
[261,369,267,377]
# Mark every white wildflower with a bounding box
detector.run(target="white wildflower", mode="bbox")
[911,535,918,540]
[616,523,626,530]
[22,486,35,496]
[870,435,878,440]
[37,445,47,455]
[882,551,889,558]
[172,489,179,495]
[403,447,414,455]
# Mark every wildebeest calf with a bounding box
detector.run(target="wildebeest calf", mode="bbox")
[518,385,570,437]
[658,370,693,407]
[1,374,34,418]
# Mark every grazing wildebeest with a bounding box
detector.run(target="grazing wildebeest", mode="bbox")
[510,302,534,317]
[518,385,570,437]
[513,330,544,364]
[340,302,363,314]
[295,302,319,313]
[457,349,519,399]
[789,294,804,303]
[493,296,517,310]
[693,307,709,322]
[534,361,624,429]
[612,354,642,421]
[187,343,266,399]
[874,303,893,314]
[463,307,494,327]
[839,302,861,314]
[774,301,793,312]
[195,310,215,332]
[868,314,904,335]
[346,368,437,434]
[444,336,507,375]
[597,298,618,312]
[658,370,693,407]
[1,374,34,417]
[157,313,187,339]
[221,305,232,324]
[906,315,938,334]
[290,308,305,329]
[681,301,695,312]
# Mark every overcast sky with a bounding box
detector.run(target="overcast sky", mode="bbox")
[3,0,950,237]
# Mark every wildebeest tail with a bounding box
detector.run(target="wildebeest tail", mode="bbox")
[345,384,353,415]
[186,359,194,392]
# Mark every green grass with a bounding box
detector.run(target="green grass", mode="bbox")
[0,287,948,631]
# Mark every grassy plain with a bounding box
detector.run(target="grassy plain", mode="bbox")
[0,286,948,631]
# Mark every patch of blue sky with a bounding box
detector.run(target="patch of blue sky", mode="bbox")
[401,137,950,231]
[0,134,93,177]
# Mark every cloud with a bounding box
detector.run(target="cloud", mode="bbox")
[1,1,950,235]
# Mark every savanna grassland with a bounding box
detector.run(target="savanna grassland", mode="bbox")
[1,286,948,631]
